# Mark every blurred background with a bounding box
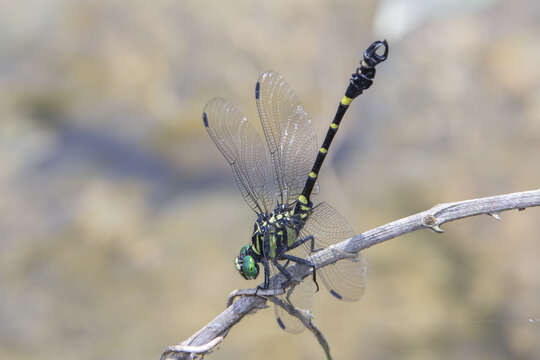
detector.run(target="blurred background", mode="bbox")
[1,0,539,359]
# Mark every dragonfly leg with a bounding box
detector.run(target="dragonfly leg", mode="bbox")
[272,259,293,282]
[259,257,271,289]
[279,254,319,292]
[287,234,321,253]
[263,234,271,258]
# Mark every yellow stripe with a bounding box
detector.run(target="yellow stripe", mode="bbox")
[331,123,339,129]
[309,171,317,179]
[270,236,276,258]
[341,96,353,105]
[301,205,310,211]
[253,238,261,255]
[319,147,327,154]
[298,195,308,204]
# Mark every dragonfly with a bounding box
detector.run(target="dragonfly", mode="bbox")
[203,40,388,332]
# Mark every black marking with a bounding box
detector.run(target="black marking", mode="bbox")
[295,40,388,214]
[277,317,285,330]
[330,289,343,300]
[202,112,209,127]
[255,82,260,99]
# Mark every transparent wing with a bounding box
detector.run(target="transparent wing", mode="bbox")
[255,71,319,205]
[270,261,316,333]
[300,202,367,301]
[203,98,275,213]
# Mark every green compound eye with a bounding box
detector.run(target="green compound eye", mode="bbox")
[234,256,242,271]
[239,244,250,258]
[241,255,259,280]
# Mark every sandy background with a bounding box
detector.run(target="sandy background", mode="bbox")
[1,0,539,359]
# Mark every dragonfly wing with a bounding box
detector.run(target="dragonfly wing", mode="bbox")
[255,71,319,205]
[300,202,367,301]
[203,98,275,213]
[270,261,316,333]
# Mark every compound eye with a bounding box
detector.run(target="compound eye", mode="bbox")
[234,256,243,272]
[241,255,259,280]
[239,244,250,258]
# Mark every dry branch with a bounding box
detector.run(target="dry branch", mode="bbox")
[161,188,540,360]
[266,296,332,360]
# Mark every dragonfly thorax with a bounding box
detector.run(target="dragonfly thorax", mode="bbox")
[234,203,311,281]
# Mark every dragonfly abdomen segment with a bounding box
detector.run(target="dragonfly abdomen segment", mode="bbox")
[295,40,389,212]
[299,97,351,202]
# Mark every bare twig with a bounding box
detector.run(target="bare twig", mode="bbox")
[227,287,284,307]
[161,189,540,360]
[266,296,332,360]
[161,336,224,360]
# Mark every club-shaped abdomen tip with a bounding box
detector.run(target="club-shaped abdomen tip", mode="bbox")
[374,40,389,61]
[379,39,389,58]
[202,112,208,127]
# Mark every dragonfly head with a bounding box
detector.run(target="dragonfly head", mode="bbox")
[235,244,259,280]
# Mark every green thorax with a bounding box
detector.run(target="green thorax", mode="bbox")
[250,204,310,259]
